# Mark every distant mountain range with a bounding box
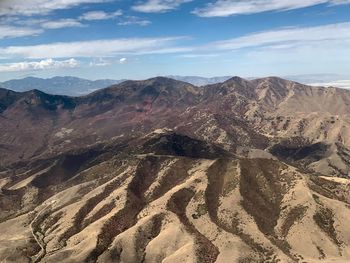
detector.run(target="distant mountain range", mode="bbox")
[0,76,124,96]
[1,74,349,96]
[0,76,233,96]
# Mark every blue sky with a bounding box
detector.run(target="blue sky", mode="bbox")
[0,0,350,81]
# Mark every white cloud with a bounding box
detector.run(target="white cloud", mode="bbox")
[40,19,84,29]
[2,11,121,34]
[0,25,43,39]
[119,58,127,64]
[310,80,350,89]
[206,23,350,76]
[179,53,221,58]
[0,58,78,72]
[80,10,122,20]
[0,37,191,59]
[0,19,83,38]
[89,57,111,66]
[0,0,109,16]
[193,0,350,17]
[334,0,350,3]
[132,0,192,13]
[208,22,350,51]
[13,18,48,27]
[117,16,151,26]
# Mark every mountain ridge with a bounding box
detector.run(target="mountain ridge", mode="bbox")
[1,76,350,263]
[1,74,349,97]
[1,75,350,175]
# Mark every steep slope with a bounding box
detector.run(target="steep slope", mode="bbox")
[245,77,350,177]
[2,76,350,174]
[0,88,23,113]
[1,76,350,263]
[248,77,350,140]
[1,132,350,263]
[0,77,199,166]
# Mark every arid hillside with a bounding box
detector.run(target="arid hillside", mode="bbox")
[1,77,350,263]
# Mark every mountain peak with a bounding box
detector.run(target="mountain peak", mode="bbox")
[229,76,249,82]
[144,76,194,86]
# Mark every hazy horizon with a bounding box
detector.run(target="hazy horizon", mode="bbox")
[2,74,350,97]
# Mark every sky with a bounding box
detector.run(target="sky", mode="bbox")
[0,0,350,81]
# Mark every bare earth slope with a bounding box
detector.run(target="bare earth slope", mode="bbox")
[1,77,350,262]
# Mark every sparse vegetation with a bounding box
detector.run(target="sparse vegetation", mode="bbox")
[316,246,326,259]
[2,77,350,262]
[313,207,342,247]
[281,205,307,237]
[192,203,207,219]
[167,188,219,263]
